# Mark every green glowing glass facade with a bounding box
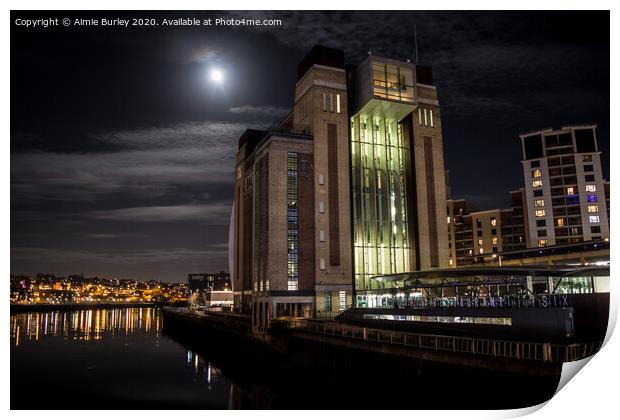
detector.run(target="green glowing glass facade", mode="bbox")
[351,112,414,301]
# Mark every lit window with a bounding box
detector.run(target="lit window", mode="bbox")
[532,180,543,188]
[538,239,548,247]
[534,199,545,207]
[447,216,451,224]
[532,169,542,178]
[492,237,498,245]
[587,195,598,203]
[535,209,546,217]
[423,109,428,126]
[418,108,423,125]
[449,259,453,266]
[319,258,326,270]
[583,155,593,162]
[585,185,596,192]
[318,174,324,185]
[479,248,484,254]
[587,205,599,213]
[324,291,332,311]
[566,187,575,195]
[430,110,434,128]
[556,218,565,227]
[319,230,325,242]
[339,291,346,310]
[589,215,600,224]
[478,239,483,246]
[490,217,497,227]
[319,201,325,213]
[336,94,341,113]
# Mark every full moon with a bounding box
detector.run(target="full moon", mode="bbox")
[210,69,223,83]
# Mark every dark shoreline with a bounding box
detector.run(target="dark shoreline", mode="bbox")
[10,302,187,313]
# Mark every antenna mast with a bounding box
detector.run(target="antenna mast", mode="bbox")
[414,24,419,64]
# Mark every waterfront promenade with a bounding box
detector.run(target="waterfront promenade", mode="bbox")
[162,307,601,376]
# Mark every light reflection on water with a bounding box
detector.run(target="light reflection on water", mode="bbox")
[10,307,160,343]
[10,308,233,409]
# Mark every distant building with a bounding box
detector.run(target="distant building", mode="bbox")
[187,272,232,309]
[519,124,610,247]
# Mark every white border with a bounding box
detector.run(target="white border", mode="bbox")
[4,2,617,419]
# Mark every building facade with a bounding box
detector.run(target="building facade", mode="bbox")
[231,46,452,327]
[231,47,353,332]
[350,55,450,305]
[520,125,610,247]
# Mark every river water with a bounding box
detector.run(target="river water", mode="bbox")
[10,307,236,409]
[10,306,560,409]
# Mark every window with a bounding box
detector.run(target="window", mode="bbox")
[478,239,483,246]
[336,94,341,113]
[534,199,545,207]
[538,239,548,247]
[587,195,598,203]
[319,201,325,213]
[429,110,434,128]
[490,217,497,227]
[566,195,580,205]
[531,160,540,168]
[534,190,543,197]
[479,248,484,254]
[535,209,546,217]
[591,226,601,233]
[320,258,326,270]
[586,185,596,192]
[538,230,547,237]
[322,93,327,111]
[536,219,546,227]
[556,218,565,227]
[492,237,498,245]
[491,228,497,235]
[584,164,594,172]
[324,291,332,311]
[532,169,542,178]
[318,174,324,185]
[418,108,423,125]
[589,215,600,224]
[329,93,334,112]
[447,216,451,224]
[585,174,595,182]
[319,230,325,242]
[532,180,543,188]
[583,155,593,162]
[588,205,599,213]
[339,291,346,310]
[477,230,482,236]
[566,187,575,195]
[476,219,482,228]
[287,152,299,291]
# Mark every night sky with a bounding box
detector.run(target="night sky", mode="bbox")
[10,11,610,282]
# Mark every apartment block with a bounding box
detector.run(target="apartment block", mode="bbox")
[520,125,610,247]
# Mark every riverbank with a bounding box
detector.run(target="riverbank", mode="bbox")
[161,307,563,409]
[10,302,187,313]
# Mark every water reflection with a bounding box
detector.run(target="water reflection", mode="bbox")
[11,308,235,409]
[11,307,160,344]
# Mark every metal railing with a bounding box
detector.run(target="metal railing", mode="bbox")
[289,319,601,364]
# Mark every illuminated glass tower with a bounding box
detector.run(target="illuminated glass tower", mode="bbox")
[350,56,449,305]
